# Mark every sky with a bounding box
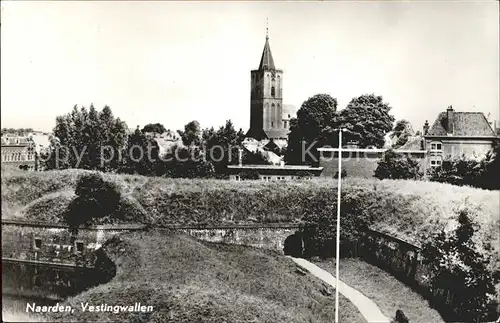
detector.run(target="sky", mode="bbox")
[1,1,499,134]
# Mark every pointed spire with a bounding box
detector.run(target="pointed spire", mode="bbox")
[259,20,275,70]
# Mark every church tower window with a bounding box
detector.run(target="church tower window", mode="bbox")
[271,86,275,97]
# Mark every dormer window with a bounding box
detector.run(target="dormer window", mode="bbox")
[271,86,275,97]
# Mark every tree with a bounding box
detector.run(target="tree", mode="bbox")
[42,105,128,171]
[391,120,415,148]
[64,173,121,238]
[202,120,246,174]
[479,140,500,190]
[337,94,395,148]
[242,149,271,165]
[142,123,166,134]
[420,205,498,322]
[161,145,215,178]
[374,149,422,180]
[178,120,202,146]
[120,127,161,176]
[285,94,338,165]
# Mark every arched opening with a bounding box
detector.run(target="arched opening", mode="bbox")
[271,86,275,97]
[283,233,304,257]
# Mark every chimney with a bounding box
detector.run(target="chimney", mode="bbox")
[446,105,454,135]
[423,120,429,135]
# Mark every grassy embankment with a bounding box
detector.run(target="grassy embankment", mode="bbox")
[314,258,445,323]
[2,165,498,265]
[40,231,366,323]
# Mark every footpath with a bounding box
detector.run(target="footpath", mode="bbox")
[289,257,390,323]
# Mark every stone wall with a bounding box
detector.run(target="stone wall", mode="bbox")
[1,220,300,267]
[1,220,145,267]
[180,227,297,251]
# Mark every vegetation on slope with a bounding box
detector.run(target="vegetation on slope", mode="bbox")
[44,231,366,323]
[3,167,498,260]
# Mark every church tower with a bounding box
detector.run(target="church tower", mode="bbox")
[246,28,287,140]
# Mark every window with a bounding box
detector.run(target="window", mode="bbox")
[271,86,275,97]
[284,121,288,128]
[430,156,442,167]
[271,121,274,127]
[430,142,442,151]
[75,241,84,254]
[34,238,42,249]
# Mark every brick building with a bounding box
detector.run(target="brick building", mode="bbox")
[246,30,297,141]
[1,135,37,170]
[423,106,499,167]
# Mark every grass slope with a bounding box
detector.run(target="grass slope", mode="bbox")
[314,258,445,323]
[42,231,366,323]
[3,167,498,264]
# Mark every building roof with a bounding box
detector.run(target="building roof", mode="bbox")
[258,35,275,70]
[228,165,323,171]
[264,129,289,140]
[427,110,497,137]
[398,136,424,150]
[317,147,426,154]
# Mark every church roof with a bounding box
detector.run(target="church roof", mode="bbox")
[258,36,275,70]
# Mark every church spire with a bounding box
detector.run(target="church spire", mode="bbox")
[258,20,275,70]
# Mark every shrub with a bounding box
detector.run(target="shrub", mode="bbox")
[333,169,347,179]
[64,173,121,230]
[429,142,499,190]
[420,204,498,322]
[429,155,483,187]
[239,170,260,180]
[374,149,421,180]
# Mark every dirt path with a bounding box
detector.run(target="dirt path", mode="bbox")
[289,257,390,323]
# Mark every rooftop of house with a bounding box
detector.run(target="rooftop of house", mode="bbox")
[227,164,323,171]
[398,136,424,151]
[426,107,497,137]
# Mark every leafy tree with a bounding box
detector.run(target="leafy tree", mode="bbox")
[337,94,395,148]
[420,205,498,322]
[286,94,338,165]
[42,105,128,171]
[178,120,202,146]
[391,119,414,148]
[242,149,271,165]
[65,173,121,237]
[120,127,161,176]
[161,145,215,178]
[202,120,246,173]
[374,149,422,179]
[142,123,166,134]
[479,140,500,190]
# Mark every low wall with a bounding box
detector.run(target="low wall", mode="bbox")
[1,220,300,267]
[180,227,296,251]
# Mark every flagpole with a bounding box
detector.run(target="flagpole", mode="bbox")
[335,128,343,323]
